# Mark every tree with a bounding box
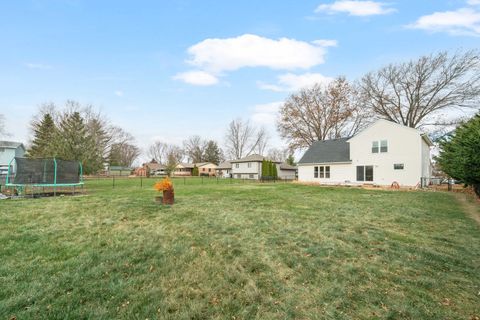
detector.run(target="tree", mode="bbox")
[436,113,480,197]
[183,135,207,163]
[164,145,184,177]
[148,141,169,164]
[267,148,289,162]
[272,161,278,180]
[360,50,480,130]
[203,140,223,165]
[28,113,58,158]
[192,165,199,176]
[225,118,270,159]
[277,77,368,151]
[0,114,7,137]
[109,143,140,167]
[286,154,295,166]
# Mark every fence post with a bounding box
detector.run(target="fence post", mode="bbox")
[113,176,115,188]
[140,176,143,188]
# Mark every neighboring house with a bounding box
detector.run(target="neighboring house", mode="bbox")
[230,154,297,180]
[216,161,232,178]
[136,161,166,176]
[197,162,217,176]
[174,162,217,176]
[108,166,133,176]
[297,119,433,187]
[0,141,26,176]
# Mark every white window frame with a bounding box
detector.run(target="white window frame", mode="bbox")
[380,140,388,153]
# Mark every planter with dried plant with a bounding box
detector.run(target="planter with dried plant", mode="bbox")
[154,177,174,205]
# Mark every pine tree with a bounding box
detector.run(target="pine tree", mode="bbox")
[192,165,199,176]
[437,113,480,197]
[286,154,295,166]
[28,113,58,158]
[203,140,222,165]
[272,162,278,179]
[261,159,268,179]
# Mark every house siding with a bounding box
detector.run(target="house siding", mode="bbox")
[298,120,431,187]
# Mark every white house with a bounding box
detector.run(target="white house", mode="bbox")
[297,120,433,187]
[230,154,297,180]
[0,141,26,175]
[216,161,232,178]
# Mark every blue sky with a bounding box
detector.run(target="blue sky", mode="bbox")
[1,0,479,158]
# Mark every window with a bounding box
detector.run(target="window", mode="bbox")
[372,141,379,153]
[357,166,374,182]
[236,174,241,178]
[235,163,239,168]
[0,147,5,152]
[314,166,330,179]
[247,162,252,168]
[249,174,254,179]
[208,168,211,172]
[380,140,388,153]
[394,163,404,170]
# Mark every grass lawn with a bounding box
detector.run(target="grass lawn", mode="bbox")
[1,178,479,319]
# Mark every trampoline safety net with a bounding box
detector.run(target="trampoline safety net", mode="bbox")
[11,157,82,185]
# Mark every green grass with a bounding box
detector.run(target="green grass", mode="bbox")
[1,178,479,319]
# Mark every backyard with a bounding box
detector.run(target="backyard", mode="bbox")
[0,178,479,319]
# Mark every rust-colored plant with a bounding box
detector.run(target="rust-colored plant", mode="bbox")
[154,177,174,192]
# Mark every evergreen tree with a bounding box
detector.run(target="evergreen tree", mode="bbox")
[28,113,58,158]
[437,113,480,197]
[56,112,98,174]
[286,154,295,166]
[192,164,199,176]
[272,162,278,179]
[261,159,267,178]
[203,140,222,165]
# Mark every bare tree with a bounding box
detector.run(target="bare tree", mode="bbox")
[0,114,7,137]
[148,141,169,164]
[109,143,140,167]
[164,144,184,176]
[183,135,207,163]
[360,50,480,130]
[277,77,368,150]
[224,118,270,159]
[267,148,289,162]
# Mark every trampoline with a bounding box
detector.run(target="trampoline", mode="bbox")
[5,157,84,197]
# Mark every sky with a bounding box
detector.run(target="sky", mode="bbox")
[0,0,479,161]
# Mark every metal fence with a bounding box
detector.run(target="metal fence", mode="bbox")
[84,175,297,189]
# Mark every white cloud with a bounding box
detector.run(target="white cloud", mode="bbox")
[251,101,283,125]
[185,34,334,73]
[114,90,124,97]
[468,0,480,5]
[173,70,219,86]
[258,72,334,92]
[315,1,396,16]
[408,8,480,36]
[25,63,52,69]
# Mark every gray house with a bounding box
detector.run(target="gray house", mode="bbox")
[0,141,26,175]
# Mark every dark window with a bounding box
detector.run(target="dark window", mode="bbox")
[235,163,239,168]
[365,166,374,181]
[394,163,404,170]
[0,147,5,152]
[249,174,254,179]
[380,140,388,153]
[325,166,330,178]
[372,141,379,153]
[314,166,319,178]
[208,168,211,172]
[319,166,325,178]
[357,166,365,181]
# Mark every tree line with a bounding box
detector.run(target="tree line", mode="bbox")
[26,101,140,174]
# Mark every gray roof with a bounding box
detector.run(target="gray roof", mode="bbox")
[298,137,351,164]
[216,161,232,169]
[230,154,279,163]
[279,163,297,170]
[0,141,25,149]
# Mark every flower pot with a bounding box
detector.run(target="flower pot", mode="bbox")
[162,189,174,205]
[154,195,163,204]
